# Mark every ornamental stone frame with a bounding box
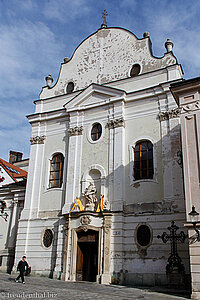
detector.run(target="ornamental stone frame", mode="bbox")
[70,225,102,282]
[62,211,112,284]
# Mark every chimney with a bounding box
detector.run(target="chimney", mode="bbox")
[9,151,23,164]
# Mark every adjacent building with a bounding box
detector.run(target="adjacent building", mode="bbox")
[0,152,28,273]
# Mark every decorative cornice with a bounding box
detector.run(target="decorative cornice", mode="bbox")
[158,108,181,121]
[68,126,83,136]
[107,117,125,129]
[30,135,46,145]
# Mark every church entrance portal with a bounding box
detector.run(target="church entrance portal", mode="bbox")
[76,230,98,282]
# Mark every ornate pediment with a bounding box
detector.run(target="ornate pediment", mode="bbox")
[64,84,125,112]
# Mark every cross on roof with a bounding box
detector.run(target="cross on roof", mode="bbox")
[101,10,108,28]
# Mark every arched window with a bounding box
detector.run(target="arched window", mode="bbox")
[66,82,74,94]
[130,64,141,77]
[134,140,153,180]
[49,153,64,188]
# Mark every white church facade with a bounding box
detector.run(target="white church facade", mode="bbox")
[3,22,200,294]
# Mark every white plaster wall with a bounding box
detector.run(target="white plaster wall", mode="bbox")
[15,217,65,277]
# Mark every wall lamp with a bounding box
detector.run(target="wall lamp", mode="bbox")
[188,205,200,242]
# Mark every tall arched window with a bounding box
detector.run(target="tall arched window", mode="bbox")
[49,153,64,188]
[134,140,153,180]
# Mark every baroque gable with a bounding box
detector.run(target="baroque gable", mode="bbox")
[40,27,177,99]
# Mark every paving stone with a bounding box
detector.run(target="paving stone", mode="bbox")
[0,273,189,300]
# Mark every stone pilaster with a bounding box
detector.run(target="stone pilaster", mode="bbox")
[54,219,65,279]
[62,125,83,213]
[158,94,182,207]
[22,135,46,220]
[108,111,125,211]
[8,201,19,249]
[61,216,70,281]
[101,213,112,284]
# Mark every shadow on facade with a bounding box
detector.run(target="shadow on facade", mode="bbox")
[109,122,191,291]
[49,219,59,279]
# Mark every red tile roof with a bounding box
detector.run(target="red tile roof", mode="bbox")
[0,158,27,182]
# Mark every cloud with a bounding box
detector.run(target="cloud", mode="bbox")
[0,124,31,161]
[19,0,36,11]
[42,0,92,22]
[0,18,65,160]
[0,20,65,100]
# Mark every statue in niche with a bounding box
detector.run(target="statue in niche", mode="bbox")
[82,182,98,211]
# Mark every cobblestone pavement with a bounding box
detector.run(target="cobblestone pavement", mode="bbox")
[0,273,189,300]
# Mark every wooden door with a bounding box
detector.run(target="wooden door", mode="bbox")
[76,243,83,281]
[76,230,99,282]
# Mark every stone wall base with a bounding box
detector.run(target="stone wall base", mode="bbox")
[0,249,15,274]
[101,273,111,285]
[111,272,191,289]
[191,292,200,300]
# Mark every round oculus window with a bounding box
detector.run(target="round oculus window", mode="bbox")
[43,229,53,248]
[91,123,102,141]
[136,225,151,247]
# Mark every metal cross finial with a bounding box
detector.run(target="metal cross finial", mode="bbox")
[101,9,108,28]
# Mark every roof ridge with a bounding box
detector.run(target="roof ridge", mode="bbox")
[0,158,27,181]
